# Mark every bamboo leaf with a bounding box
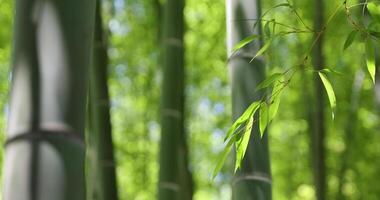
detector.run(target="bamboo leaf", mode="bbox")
[256,73,283,91]
[233,102,261,171]
[367,2,380,21]
[343,30,357,50]
[250,39,272,63]
[269,96,281,122]
[268,81,283,121]
[259,103,268,137]
[264,21,271,37]
[212,135,236,179]
[365,40,376,84]
[224,101,260,141]
[234,115,254,172]
[253,3,291,30]
[232,35,259,52]
[367,21,380,36]
[318,72,336,119]
[320,68,343,75]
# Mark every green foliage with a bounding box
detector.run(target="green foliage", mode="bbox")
[255,72,283,91]
[367,2,380,21]
[343,30,357,50]
[268,81,283,123]
[318,72,336,119]
[0,0,380,199]
[218,0,380,178]
[212,134,235,179]
[365,39,376,83]
[214,101,260,178]
[259,102,269,137]
[250,38,273,62]
[234,114,254,172]
[232,35,259,52]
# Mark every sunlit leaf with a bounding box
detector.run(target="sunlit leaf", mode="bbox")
[365,40,376,84]
[343,30,357,50]
[256,73,283,91]
[224,101,260,141]
[264,21,271,37]
[250,39,272,62]
[320,68,343,75]
[232,35,259,52]
[367,2,380,21]
[234,115,254,172]
[212,134,236,179]
[318,72,336,119]
[268,81,283,121]
[259,103,268,137]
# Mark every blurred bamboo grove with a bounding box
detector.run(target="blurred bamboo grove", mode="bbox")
[0,0,380,199]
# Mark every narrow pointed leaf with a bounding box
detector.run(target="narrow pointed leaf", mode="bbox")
[318,72,336,119]
[235,115,254,172]
[232,35,259,52]
[320,68,343,75]
[343,30,357,50]
[256,73,283,91]
[367,2,380,21]
[264,21,271,37]
[365,40,376,83]
[259,103,268,137]
[269,96,280,122]
[250,39,272,63]
[212,135,236,179]
[268,81,283,121]
[224,101,260,141]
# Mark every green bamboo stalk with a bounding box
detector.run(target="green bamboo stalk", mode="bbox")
[87,0,119,199]
[312,0,326,199]
[4,0,95,199]
[158,0,192,199]
[226,0,272,199]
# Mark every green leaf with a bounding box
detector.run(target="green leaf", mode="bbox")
[212,134,236,179]
[365,40,376,84]
[224,101,260,141]
[256,73,283,91]
[268,81,283,121]
[232,35,259,52]
[367,2,380,21]
[264,21,271,37]
[320,68,343,75]
[343,30,357,50]
[234,115,254,172]
[318,72,336,119]
[254,3,291,30]
[369,30,380,39]
[250,39,272,62]
[269,96,281,122]
[368,21,380,33]
[259,103,268,137]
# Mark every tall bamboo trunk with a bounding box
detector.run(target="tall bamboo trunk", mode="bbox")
[312,0,326,199]
[226,0,272,199]
[87,0,119,200]
[158,0,193,199]
[4,0,95,199]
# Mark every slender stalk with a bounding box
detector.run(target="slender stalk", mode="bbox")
[226,0,272,199]
[158,0,192,199]
[87,0,119,199]
[311,0,326,199]
[4,0,95,199]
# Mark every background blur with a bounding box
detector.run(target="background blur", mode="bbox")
[1,0,380,199]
